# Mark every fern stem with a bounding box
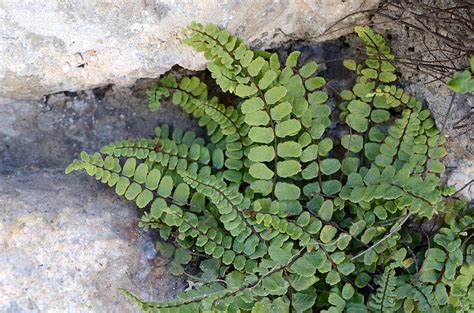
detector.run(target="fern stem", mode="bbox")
[351,213,411,260]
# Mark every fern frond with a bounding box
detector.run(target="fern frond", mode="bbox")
[368,267,398,312]
[66,22,472,313]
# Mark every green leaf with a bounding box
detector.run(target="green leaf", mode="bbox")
[320,225,337,243]
[249,145,275,162]
[340,90,355,100]
[341,134,363,153]
[271,101,292,120]
[265,86,287,105]
[245,110,270,126]
[341,157,359,175]
[434,284,448,305]
[278,141,302,158]
[169,260,184,276]
[353,83,373,98]
[275,119,301,138]
[115,176,130,196]
[269,245,292,265]
[156,241,175,258]
[343,59,357,71]
[259,70,278,89]
[249,127,275,143]
[249,163,274,180]
[275,182,301,200]
[363,167,380,185]
[342,283,355,300]
[252,298,271,313]
[235,84,258,97]
[145,169,161,190]
[321,180,341,196]
[122,158,137,177]
[133,163,149,183]
[305,77,325,91]
[286,51,301,68]
[277,160,302,177]
[136,189,154,208]
[242,98,265,114]
[248,57,266,77]
[292,288,317,312]
[326,270,341,285]
[348,100,371,117]
[299,61,318,78]
[157,176,173,197]
[262,272,288,296]
[174,249,192,264]
[296,211,311,227]
[337,262,355,275]
[347,114,368,132]
[289,274,317,292]
[125,182,142,200]
[427,160,445,173]
[173,183,190,205]
[371,109,390,123]
[362,68,378,79]
[244,234,260,255]
[320,158,341,175]
[291,253,317,277]
[319,200,334,221]
[300,144,318,162]
[318,138,333,156]
[328,293,346,308]
[308,91,328,105]
[379,71,397,83]
[151,198,167,218]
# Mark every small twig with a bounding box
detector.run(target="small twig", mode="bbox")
[351,213,412,260]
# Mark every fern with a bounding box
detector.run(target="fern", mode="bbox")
[368,267,397,312]
[66,23,473,312]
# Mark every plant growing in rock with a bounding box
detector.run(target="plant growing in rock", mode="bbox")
[66,23,473,312]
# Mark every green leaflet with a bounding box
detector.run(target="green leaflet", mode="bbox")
[277,160,302,177]
[265,86,287,105]
[275,119,301,138]
[248,145,275,162]
[65,22,471,313]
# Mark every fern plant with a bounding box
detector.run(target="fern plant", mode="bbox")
[66,23,473,312]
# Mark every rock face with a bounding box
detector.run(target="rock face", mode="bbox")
[0,0,380,99]
[0,81,197,312]
[0,171,184,312]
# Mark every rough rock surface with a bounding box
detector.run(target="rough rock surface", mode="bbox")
[0,81,198,312]
[0,0,380,99]
[0,171,183,312]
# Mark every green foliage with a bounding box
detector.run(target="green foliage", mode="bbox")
[67,23,473,312]
[447,56,474,94]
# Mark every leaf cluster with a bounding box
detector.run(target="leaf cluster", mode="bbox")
[66,23,473,312]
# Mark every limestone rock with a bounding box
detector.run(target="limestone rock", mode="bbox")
[0,171,184,312]
[0,82,195,312]
[0,0,380,99]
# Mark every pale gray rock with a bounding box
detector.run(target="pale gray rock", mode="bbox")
[0,170,184,312]
[0,81,195,312]
[0,0,380,99]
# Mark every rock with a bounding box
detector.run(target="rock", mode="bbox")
[0,170,185,312]
[0,82,196,311]
[0,0,380,99]
[0,79,201,175]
